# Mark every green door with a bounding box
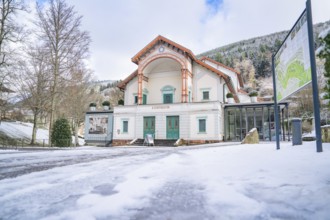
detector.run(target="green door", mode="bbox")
[143,116,155,138]
[166,116,179,139]
[143,94,147,105]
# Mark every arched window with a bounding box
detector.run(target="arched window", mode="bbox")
[161,85,175,104]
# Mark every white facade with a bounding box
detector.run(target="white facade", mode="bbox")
[114,35,249,145]
[113,102,224,141]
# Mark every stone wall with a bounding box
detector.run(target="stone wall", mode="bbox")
[112,139,132,146]
[321,126,330,143]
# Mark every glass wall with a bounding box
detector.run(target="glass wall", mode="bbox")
[224,104,288,142]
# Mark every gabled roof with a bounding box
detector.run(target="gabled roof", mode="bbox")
[117,69,138,90]
[195,60,239,103]
[200,56,244,88]
[131,35,196,64]
[119,35,242,103]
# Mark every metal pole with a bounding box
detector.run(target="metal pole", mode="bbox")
[240,107,243,141]
[282,107,285,141]
[286,104,291,141]
[306,0,323,152]
[268,107,271,141]
[272,55,280,150]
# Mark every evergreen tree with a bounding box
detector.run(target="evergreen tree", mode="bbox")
[51,118,72,147]
[319,31,330,105]
[215,52,224,63]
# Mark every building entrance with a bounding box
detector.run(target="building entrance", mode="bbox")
[224,103,288,142]
[166,116,179,139]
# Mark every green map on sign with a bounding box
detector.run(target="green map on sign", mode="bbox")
[274,10,311,101]
[275,48,311,101]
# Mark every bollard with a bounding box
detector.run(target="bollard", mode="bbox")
[292,118,302,145]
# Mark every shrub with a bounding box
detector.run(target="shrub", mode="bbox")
[102,100,110,106]
[51,118,71,147]
[249,91,258,97]
[226,93,234,98]
[118,99,124,105]
[89,102,96,107]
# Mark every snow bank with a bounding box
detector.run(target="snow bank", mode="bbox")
[0,121,48,140]
[0,121,84,145]
[0,142,330,219]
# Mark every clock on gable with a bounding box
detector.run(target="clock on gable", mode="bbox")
[159,46,165,53]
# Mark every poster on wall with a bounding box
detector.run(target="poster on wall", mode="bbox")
[274,10,311,102]
[88,115,108,134]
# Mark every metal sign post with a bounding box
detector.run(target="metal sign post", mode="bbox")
[272,55,280,150]
[306,0,323,152]
[272,0,323,152]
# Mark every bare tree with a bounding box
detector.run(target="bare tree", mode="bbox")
[35,0,90,144]
[14,45,51,145]
[0,0,26,119]
[0,0,25,67]
[109,86,124,109]
[290,88,314,118]
[57,63,92,146]
[234,58,256,88]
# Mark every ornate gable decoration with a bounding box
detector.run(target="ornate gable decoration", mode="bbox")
[119,35,241,103]
[131,35,195,64]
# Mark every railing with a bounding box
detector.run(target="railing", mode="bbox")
[85,132,113,147]
[0,138,75,148]
[85,137,112,147]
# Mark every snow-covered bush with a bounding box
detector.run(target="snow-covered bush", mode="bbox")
[51,118,71,147]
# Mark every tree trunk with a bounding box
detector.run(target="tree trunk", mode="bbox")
[48,54,59,146]
[74,122,79,147]
[48,95,55,146]
[31,111,38,145]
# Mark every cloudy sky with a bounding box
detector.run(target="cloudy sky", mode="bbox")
[60,0,330,81]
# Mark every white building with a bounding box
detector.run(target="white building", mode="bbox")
[113,35,251,145]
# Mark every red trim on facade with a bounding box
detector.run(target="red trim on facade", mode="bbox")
[117,69,138,90]
[238,88,248,95]
[132,35,195,64]
[195,60,239,103]
[143,76,149,82]
[118,35,241,103]
[186,70,193,78]
[138,52,186,73]
[137,71,143,105]
[181,69,189,103]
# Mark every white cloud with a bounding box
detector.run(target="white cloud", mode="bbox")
[58,0,330,80]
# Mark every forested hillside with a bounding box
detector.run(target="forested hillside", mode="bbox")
[198,20,330,95]
[88,80,123,108]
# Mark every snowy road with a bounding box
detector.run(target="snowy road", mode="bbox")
[0,147,174,180]
[1,142,330,220]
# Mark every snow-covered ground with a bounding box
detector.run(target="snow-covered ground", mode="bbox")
[1,141,330,220]
[0,121,48,140]
[0,121,84,145]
